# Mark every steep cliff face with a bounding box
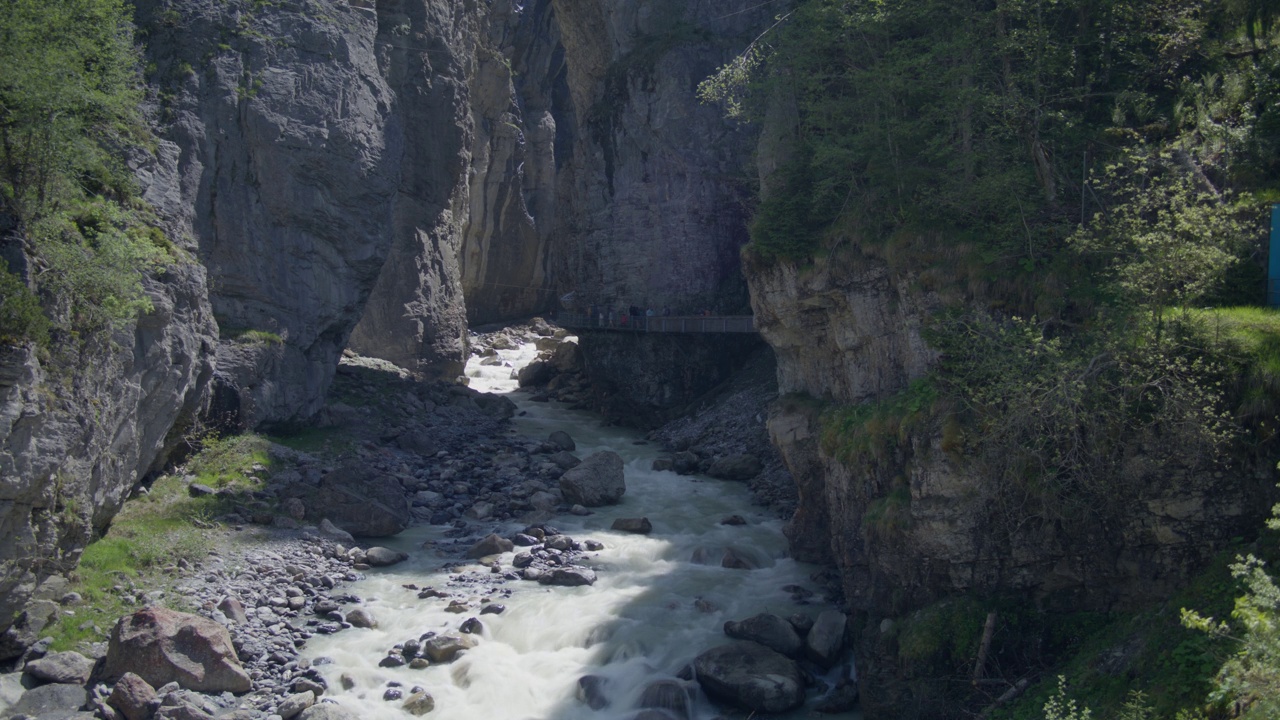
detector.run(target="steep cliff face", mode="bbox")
[0,260,215,652]
[748,248,1273,715]
[137,0,408,423]
[548,0,769,316]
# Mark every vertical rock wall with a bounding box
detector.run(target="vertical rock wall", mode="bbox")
[0,262,216,653]
[137,0,406,425]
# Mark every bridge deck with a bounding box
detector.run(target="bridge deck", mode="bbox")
[556,313,756,334]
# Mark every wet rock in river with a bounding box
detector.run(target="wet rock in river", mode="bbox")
[611,517,652,534]
[466,534,514,559]
[364,547,408,567]
[693,641,804,714]
[805,610,848,669]
[724,613,803,658]
[558,451,625,507]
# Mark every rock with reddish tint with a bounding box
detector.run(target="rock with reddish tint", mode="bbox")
[108,672,160,720]
[101,607,251,693]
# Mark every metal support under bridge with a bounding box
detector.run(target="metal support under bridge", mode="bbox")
[556,313,756,334]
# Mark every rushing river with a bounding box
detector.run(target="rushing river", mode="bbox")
[302,339,860,720]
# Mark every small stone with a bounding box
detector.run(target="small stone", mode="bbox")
[346,608,377,629]
[383,688,403,701]
[277,691,315,720]
[403,691,435,716]
[479,604,505,616]
[459,617,483,635]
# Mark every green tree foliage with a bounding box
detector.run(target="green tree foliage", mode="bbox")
[1183,498,1280,718]
[0,0,166,345]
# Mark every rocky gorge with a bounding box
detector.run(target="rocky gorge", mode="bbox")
[2,0,1276,718]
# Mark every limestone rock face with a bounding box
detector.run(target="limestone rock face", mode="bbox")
[134,0,408,425]
[0,260,215,650]
[102,607,251,693]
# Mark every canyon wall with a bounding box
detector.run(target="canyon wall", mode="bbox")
[747,247,1274,717]
[0,256,215,655]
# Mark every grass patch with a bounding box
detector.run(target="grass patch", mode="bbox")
[1182,306,1280,426]
[187,433,272,488]
[44,436,275,652]
[820,377,940,466]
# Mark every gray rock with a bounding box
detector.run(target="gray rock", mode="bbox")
[216,597,248,625]
[517,361,556,387]
[100,607,251,693]
[548,451,581,470]
[0,672,26,716]
[548,431,576,451]
[724,614,803,658]
[8,682,88,717]
[187,484,215,498]
[108,673,159,720]
[806,610,848,669]
[706,454,763,481]
[24,650,95,685]
[721,548,757,570]
[610,517,653,534]
[297,703,361,720]
[421,634,477,663]
[651,457,674,472]
[538,567,597,587]
[345,609,377,629]
[466,534,514,559]
[364,547,408,567]
[693,642,804,714]
[402,691,435,716]
[558,451,626,507]
[277,691,315,720]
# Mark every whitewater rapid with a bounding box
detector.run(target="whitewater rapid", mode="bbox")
[301,337,860,719]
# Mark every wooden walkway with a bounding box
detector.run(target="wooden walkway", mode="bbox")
[556,313,756,334]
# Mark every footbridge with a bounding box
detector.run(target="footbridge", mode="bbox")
[556,313,756,334]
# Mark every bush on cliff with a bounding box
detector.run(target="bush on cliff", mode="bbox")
[0,0,171,344]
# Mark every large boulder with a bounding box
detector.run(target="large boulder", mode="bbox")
[101,607,252,693]
[707,454,763,481]
[693,642,804,714]
[805,610,848,669]
[285,462,410,537]
[724,614,803,658]
[558,451,626,507]
[517,360,555,387]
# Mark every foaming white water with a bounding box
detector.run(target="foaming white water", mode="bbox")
[302,343,860,720]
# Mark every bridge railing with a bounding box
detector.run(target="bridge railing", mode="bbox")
[556,313,756,334]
